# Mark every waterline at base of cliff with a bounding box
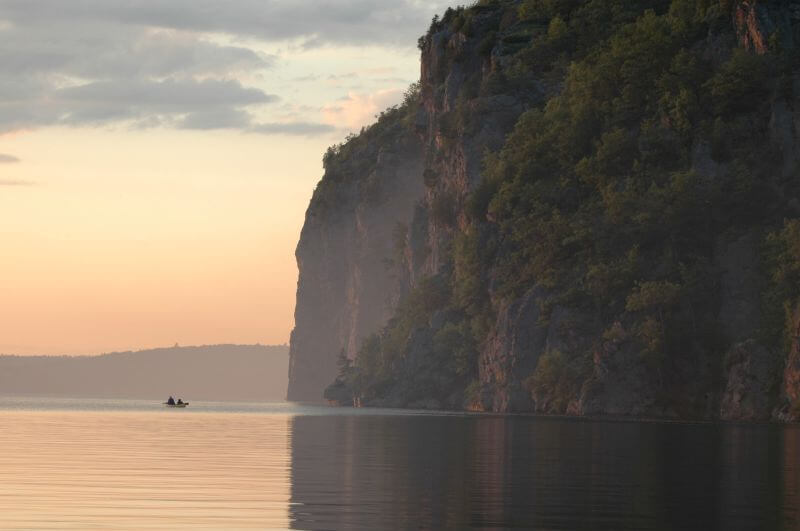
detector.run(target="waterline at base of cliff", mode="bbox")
[290,0,800,422]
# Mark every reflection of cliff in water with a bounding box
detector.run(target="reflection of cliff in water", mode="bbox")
[288,414,800,530]
[782,427,800,530]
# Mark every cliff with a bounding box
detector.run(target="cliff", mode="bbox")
[289,0,800,421]
[287,103,425,401]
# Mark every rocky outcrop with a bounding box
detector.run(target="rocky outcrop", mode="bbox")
[476,289,544,412]
[775,312,800,421]
[287,126,424,401]
[720,340,777,420]
[734,1,800,55]
[734,1,776,54]
[579,343,663,418]
[713,231,780,420]
[716,232,763,343]
[289,4,529,402]
[411,12,530,281]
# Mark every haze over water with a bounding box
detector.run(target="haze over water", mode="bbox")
[0,398,797,529]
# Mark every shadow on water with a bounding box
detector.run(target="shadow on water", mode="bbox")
[289,414,800,531]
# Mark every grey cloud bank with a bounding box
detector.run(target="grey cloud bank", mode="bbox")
[0,0,449,47]
[248,122,336,136]
[0,0,448,135]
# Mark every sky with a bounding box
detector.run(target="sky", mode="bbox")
[0,0,450,355]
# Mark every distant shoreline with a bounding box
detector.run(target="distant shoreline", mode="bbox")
[0,344,289,402]
[0,342,288,358]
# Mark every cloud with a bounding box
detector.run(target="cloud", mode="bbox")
[0,0,449,134]
[328,72,358,80]
[59,78,274,108]
[0,153,20,163]
[361,67,398,75]
[179,108,254,130]
[0,1,452,48]
[0,26,274,79]
[249,122,336,136]
[374,77,411,84]
[0,9,278,134]
[0,179,34,186]
[323,89,405,131]
[0,78,278,132]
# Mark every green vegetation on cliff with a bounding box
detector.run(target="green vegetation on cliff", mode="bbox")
[324,0,800,417]
[311,83,421,218]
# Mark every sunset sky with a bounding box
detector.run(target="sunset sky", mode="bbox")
[0,0,448,355]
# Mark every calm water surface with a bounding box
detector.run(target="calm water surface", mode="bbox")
[0,397,798,529]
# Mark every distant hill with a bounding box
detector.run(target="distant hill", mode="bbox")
[0,344,288,401]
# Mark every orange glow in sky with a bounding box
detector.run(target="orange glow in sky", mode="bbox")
[2,128,327,354]
[0,0,452,355]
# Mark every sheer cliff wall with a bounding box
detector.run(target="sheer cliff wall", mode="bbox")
[287,117,425,401]
[289,0,800,420]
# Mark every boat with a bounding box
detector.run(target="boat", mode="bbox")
[163,397,189,408]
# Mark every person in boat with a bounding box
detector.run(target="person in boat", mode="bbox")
[176,398,184,405]
[167,396,175,405]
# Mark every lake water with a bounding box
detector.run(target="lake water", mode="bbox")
[0,397,797,530]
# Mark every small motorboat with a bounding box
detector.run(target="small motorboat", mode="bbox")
[163,396,189,408]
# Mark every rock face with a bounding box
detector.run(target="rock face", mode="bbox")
[735,2,776,55]
[777,333,800,420]
[287,125,424,401]
[720,340,777,420]
[289,0,800,421]
[477,289,544,412]
[288,5,527,402]
[734,1,800,55]
[714,231,779,420]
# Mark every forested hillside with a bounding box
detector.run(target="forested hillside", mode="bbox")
[291,0,800,421]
